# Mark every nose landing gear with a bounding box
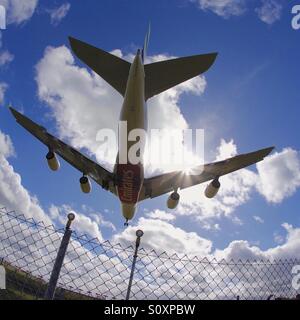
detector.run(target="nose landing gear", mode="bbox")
[124,219,129,227]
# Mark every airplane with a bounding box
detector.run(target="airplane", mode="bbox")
[9,27,274,226]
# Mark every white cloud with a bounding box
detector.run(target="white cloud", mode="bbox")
[0,50,14,66]
[0,82,7,104]
[0,129,14,158]
[273,231,284,244]
[195,0,246,18]
[146,209,175,221]
[267,223,300,260]
[194,0,284,24]
[49,204,104,241]
[214,223,300,261]
[0,1,38,70]
[113,217,212,256]
[0,0,39,25]
[112,212,300,262]
[253,215,264,224]
[0,129,51,223]
[232,216,243,226]
[81,204,116,231]
[215,239,266,260]
[35,45,122,170]
[256,148,300,203]
[202,222,220,231]
[90,213,116,232]
[215,138,237,160]
[48,3,71,26]
[256,0,282,25]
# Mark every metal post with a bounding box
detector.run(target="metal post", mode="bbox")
[126,229,144,300]
[44,213,75,300]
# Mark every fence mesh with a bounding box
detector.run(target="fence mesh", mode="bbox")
[0,207,299,300]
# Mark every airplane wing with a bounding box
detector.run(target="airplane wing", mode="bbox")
[139,147,274,200]
[144,52,218,100]
[69,36,131,97]
[9,107,117,196]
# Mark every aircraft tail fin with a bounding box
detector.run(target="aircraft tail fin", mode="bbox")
[69,37,130,96]
[144,52,218,100]
[142,23,151,63]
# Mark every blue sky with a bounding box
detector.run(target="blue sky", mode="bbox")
[0,0,300,259]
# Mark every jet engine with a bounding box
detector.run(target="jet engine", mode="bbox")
[167,192,180,209]
[46,151,60,171]
[204,178,220,198]
[80,176,91,193]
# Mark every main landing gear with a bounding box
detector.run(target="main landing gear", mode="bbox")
[124,219,129,227]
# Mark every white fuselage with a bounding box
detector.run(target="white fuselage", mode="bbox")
[114,51,147,221]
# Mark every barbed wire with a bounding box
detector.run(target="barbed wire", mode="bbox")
[0,207,299,300]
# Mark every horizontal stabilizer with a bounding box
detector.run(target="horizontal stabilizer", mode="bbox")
[69,37,131,96]
[144,52,218,100]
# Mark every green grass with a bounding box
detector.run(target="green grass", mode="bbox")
[0,261,95,300]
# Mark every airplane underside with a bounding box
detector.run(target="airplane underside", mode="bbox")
[9,27,275,227]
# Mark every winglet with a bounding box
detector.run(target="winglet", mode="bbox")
[9,106,47,134]
[68,36,81,54]
[9,106,20,121]
[258,146,275,158]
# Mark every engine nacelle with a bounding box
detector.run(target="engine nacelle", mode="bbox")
[167,192,180,209]
[80,176,91,193]
[205,178,220,198]
[46,151,60,171]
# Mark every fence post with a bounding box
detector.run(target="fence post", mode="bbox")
[126,229,144,300]
[44,213,75,300]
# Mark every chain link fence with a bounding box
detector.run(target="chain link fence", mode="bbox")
[0,207,299,300]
